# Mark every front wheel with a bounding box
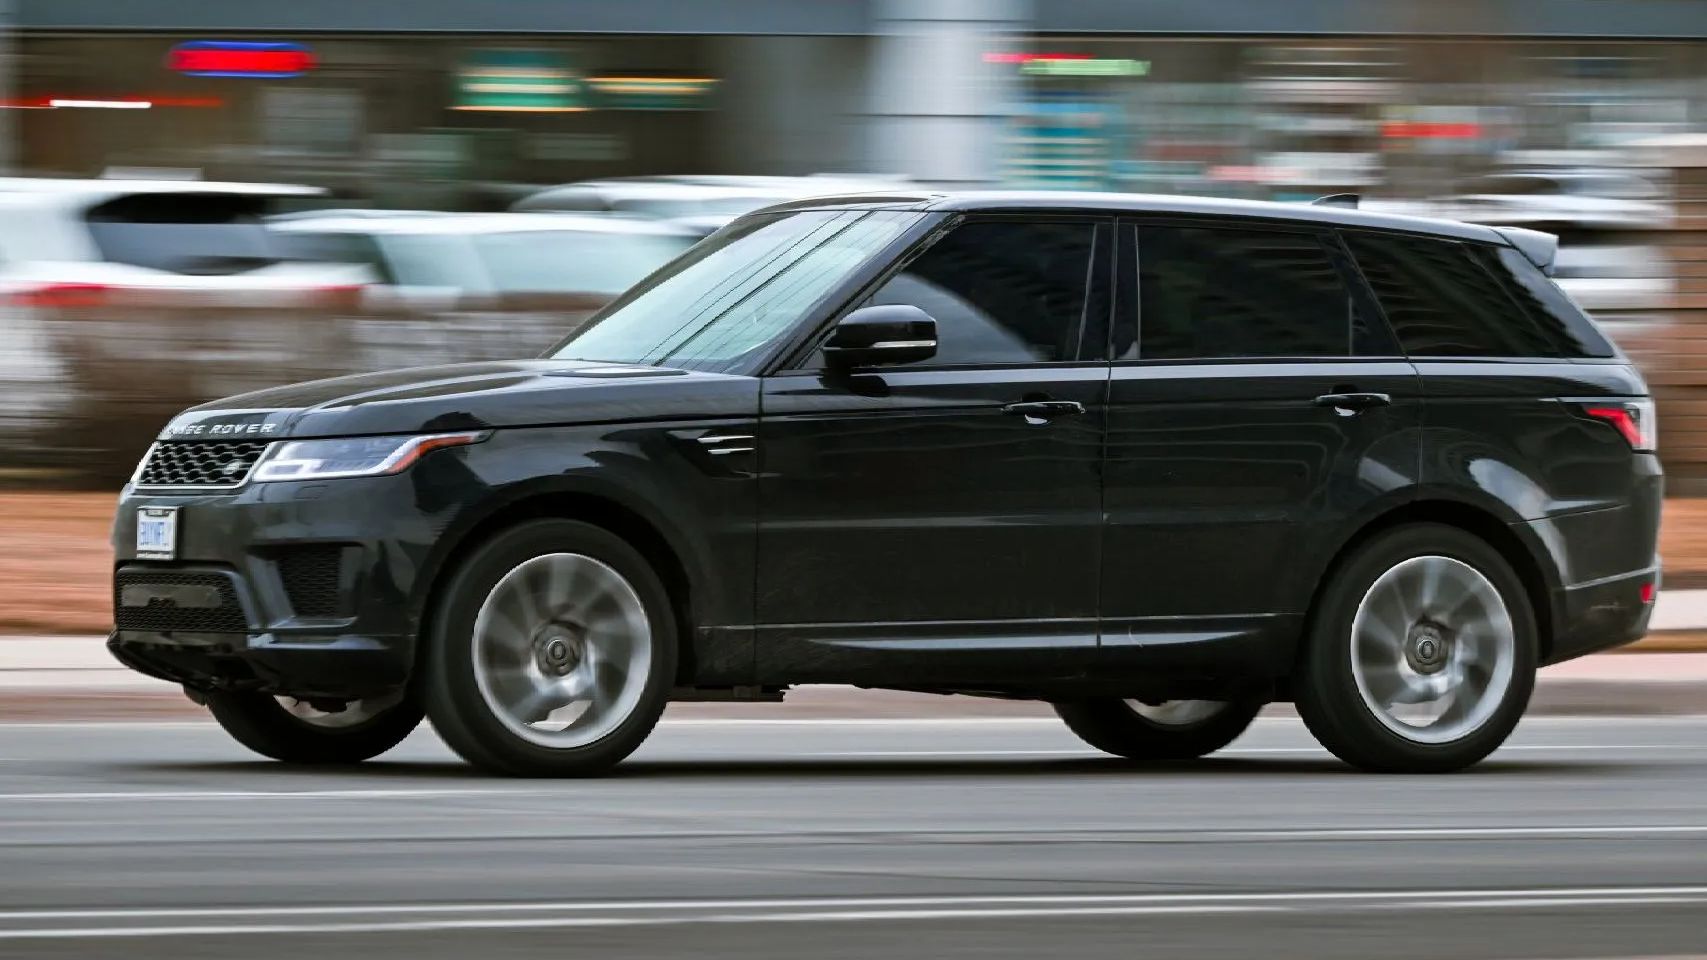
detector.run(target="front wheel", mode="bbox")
[422,519,677,777]
[1295,523,1537,773]
[206,690,422,764]
[1054,697,1263,761]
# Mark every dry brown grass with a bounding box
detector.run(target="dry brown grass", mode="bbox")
[0,492,115,634]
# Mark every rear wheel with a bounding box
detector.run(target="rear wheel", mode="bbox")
[1054,697,1262,761]
[1295,523,1537,773]
[206,690,422,764]
[422,519,677,777]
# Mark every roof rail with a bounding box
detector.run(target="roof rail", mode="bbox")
[1312,193,1360,208]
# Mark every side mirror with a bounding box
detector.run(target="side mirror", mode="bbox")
[822,305,937,368]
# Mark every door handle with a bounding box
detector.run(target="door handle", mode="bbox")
[1001,400,1086,424]
[1313,392,1392,415]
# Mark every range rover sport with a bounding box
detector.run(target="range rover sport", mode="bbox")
[109,192,1662,775]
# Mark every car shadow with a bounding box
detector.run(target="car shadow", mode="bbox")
[105,754,1637,781]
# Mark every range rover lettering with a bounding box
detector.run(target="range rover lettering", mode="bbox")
[109,192,1662,775]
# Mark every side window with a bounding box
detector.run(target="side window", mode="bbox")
[1344,232,1561,358]
[863,219,1099,366]
[1137,224,1372,360]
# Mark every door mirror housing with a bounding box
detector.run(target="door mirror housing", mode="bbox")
[822,305,938,368]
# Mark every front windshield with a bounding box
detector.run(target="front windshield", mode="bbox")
[550,208,923,371]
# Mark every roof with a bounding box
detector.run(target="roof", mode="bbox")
[0,177,324,198]
[270,212,699,238]
[763,190,1509,244]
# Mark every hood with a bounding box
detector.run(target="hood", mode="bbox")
[159,360,757,440]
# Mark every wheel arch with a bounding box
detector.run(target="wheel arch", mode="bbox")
[408,479,699,680]
[1302,497,1561,666]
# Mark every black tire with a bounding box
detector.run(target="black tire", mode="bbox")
[421,519,678,777]
[1295,523,1538,773]
[1054,697,1263,761]
[205,690,423,764]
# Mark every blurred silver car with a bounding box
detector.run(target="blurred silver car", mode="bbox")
[270,212,696,313]
[511,174,910,235]
[1443,171,1671,231]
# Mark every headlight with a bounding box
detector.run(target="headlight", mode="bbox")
[252,432,484,482]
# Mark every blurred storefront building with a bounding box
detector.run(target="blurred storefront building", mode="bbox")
[2,0,1706,204]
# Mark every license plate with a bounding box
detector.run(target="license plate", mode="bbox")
[135,507,179,561]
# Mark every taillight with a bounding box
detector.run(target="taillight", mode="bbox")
[1579,399,1657,452]
[311,284,365,312]
[11,282,110,308]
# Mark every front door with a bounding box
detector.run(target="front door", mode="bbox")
[1100,220,1423,672]
[754,216,1113,684]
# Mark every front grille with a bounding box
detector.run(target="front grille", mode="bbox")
[137,441,271,489]
[113,569,249,633]
[276,545,346,618]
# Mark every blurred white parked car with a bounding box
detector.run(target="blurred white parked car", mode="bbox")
[269,212,697,312]
[1442,171,1670,231]
[511,174,911,235]
[0,178,364,468]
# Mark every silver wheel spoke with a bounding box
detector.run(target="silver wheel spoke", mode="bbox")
[471,552,653,749]
[1349,555,1516,745]
[276,690,403,730]
[1123,700,1225,727]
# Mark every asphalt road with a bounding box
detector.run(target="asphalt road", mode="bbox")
[2,712,1707,959]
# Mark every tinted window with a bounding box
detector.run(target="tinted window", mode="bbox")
[865,220,1098,365]
[1137,225,1366,360]
[1482,245,1616,358]
[1345,233,1559,358]
[85,193,283,275]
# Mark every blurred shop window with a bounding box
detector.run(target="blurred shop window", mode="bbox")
[263,88,364,157]
[85,194,281,276]
[476,231,693,297]
[1136,225,1369,360]
[866,220,1097,365]
[1344,233,1560,358]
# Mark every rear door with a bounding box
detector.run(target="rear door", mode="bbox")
[754,215,1112,683]
[1100,219,1423,664]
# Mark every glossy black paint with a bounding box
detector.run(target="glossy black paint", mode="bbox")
[753,364,1107,682]
[109,192,1662,703]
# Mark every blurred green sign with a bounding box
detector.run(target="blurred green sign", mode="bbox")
[1023,58,1150,77]
[455,49,586,113]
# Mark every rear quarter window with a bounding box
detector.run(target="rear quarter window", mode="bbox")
[1343,231,1567,359]
[1479,244,1617,359]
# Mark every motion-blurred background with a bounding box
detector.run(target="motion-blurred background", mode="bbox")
[2,0,1707,636]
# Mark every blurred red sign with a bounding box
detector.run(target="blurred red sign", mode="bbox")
[168,42,316,78]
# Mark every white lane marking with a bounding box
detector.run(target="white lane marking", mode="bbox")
[0,886,1703,939]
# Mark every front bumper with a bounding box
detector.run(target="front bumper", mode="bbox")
[108,471,459,698]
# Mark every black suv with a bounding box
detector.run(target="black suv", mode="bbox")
[110,192,1661,775]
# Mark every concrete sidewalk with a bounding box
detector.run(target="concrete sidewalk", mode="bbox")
[3,634,1707,720]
